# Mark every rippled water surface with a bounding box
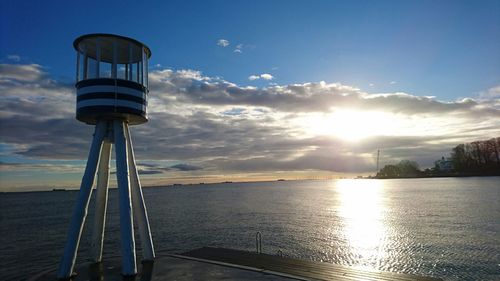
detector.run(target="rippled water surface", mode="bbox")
[1,177,499,280]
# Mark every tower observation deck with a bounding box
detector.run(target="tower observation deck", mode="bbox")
[74,34,151,125]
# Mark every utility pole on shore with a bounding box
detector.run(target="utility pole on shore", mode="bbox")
[376,150,380,175]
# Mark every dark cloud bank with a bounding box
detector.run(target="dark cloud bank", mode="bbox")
[1,63,499,179]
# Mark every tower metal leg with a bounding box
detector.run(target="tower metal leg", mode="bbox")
[57,121,107,279]
[125,123,155,261]
[114,120,137,276]
[90,140,112,263]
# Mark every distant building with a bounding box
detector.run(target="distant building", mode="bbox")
[436,156,454,172]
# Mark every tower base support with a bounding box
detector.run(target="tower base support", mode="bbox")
[57,120,155,279]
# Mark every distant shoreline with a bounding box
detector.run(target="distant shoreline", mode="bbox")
[3,176,500,193]
[375,172,500,179]
[375,175,500,180]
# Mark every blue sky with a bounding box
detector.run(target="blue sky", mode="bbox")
[1,0,499,191]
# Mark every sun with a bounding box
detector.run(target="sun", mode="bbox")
[298,109,400,141]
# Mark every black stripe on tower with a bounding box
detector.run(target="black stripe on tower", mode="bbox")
[77,106,147,117]
[77,92,146,105]
[76,78,147,92]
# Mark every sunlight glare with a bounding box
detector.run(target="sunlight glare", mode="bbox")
[298,109,398,141]
[296,109,455,141]
[337,179,387,266]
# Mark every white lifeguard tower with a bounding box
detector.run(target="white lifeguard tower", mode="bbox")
[58,34,154,279]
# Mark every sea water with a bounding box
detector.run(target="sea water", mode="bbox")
[1,177,499,280]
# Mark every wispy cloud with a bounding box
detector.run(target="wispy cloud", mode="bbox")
[390,81,397,85]
[217,39,229,47]
[0,63,46,82]
[170,163,203,171]
[479,85,500,100]
[7,55,21,62]
[233,44,243,53]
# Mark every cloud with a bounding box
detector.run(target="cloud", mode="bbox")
[135,162,202,173]
[217,39,229,47]
[234,44,243,54]
[0,64,87,160]
[0,162,84,173]
[1,62,499,191]
[135,163,172,175]
[479,85,500,100]
[248,73,274,81]
[150,70,498,117]
[138,170,164,175]
[0,63,47,82]
[390,81,397,85]
[170,163,203,171]
[7,55,21,62]
[260,73,273,80]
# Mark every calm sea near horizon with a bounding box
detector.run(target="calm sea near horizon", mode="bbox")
[0,177,499,280]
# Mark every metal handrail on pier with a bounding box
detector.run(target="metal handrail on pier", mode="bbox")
[255,232,262,254]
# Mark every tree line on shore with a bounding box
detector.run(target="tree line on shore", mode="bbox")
[376,137,500,178]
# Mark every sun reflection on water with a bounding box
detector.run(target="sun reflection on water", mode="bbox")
[337,179,387,268]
